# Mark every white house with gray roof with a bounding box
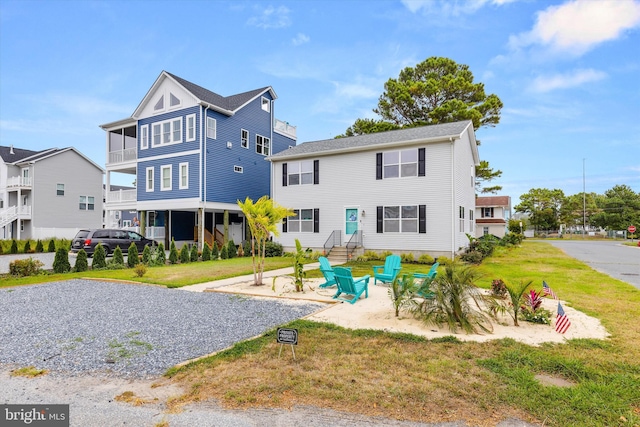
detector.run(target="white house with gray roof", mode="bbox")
[0,145,104,240]
[267,121,479,260]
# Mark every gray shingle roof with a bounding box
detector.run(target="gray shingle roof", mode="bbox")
[0,146,53,164]
[166,72,270,112]
[268,120,473,160]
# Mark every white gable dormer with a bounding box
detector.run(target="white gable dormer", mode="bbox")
[134,72,197,118]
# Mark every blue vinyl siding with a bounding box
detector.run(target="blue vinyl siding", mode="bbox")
[137,153,199,201]
[138,106,199,158]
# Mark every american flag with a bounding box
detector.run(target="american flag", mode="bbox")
[543,281,558,299]
[555,303,571,334]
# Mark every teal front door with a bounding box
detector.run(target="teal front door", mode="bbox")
[345,208,358,235]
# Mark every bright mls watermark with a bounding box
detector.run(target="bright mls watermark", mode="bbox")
[1,404,69,426]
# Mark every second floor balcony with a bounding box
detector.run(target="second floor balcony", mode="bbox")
[107,125,137,167]
[106,188,137,204]
[6,176,32,189]
[108,147,137,165]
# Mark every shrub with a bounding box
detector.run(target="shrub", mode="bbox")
[92,244,107,269]
[10,240,18,254]
[520,289,552,325]
[490,279,507,299]
[74,249,89,272]
[243,240,252,257]
[142,245,152,265]
[237,242,245,257]
[401,252,415,264]
[264,241,283,257]
[53,248,71,274]
[169,239,178,264]
[212,242,219,260]
[113,246,124,266]
[180,244,190,263]
[47,239,56,252]
[459,250,484,264]
[227,240,237,259]
[154,243,166,266]
[220,244,228,260]
[106,259,126,270]
[417,254,435,265]
[23,241,31,253]
[9,257,44,277]
[133,264,147,277]
[501,232,524,246]
[190,244,199,262]
[127,243,139,268]
[436,256,453,266]
[35,240,44,253]
[201,243,211,261]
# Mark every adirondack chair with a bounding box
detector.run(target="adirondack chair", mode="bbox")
[372,255,402,285]
[318,256,337,288]
[411,262,439,299]
[332,267,370,304]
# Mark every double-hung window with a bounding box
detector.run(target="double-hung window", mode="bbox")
[161,165,172,191]
[377,148,425,179]
[482,207,494,218]
[256,134,270,156]
[241,129,248,148]
[179,162,189,189]
[459,206,465,232]
[287,161,313,185]
[377,205,426,233]
[56,184,64,196]
[186,114,196,142]
[146,167,154,192]
[79,196,94,211]
[206,117,216,139]
[283,208,319,233]
[152,118,182,147]
[261,96,270,112]
[140,125,149,149]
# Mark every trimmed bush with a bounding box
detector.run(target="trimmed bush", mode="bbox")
[220,244,228,260]
[154,243,166,266]
[113,246,124,266]
[201,243,211,261]
[169,239,179,264]
[227,240,237,259]
[418,254,435,265]
[53,248,71,274]
[74,249,89,272]
[180,244,190,263]
[133,263,147,277]
[23,241,31,253]
[212,242,219,260]
[142,245,152,265]
[127,243,139,268]
[47,239,56,252]
[264,241,283,257]
[92,244,107,269]
[9,257,44,277]
[10,240,18,254]
[190,244,199,262]
[35,240,44,253]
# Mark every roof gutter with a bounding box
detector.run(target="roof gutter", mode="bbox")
[199,101,234,117]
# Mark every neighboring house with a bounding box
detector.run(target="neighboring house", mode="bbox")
[268,121,479,260]
[0,145,104,240]
[100,71,296,248]
[475,195,511,238]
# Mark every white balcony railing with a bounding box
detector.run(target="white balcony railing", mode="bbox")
[274,118,297,139]
[108,147,137,165]
[6,176,32,188]
[107,189,137,203]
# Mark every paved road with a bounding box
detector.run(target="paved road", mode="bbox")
[545,240,640,289]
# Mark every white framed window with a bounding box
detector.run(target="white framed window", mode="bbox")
[151,118,182,147]
[186,114,196,142]
[288,209,314,233]
[140,124,149,149]
[169,93,181,108]
[153,123,161,146]
[383,149,418,178]
[56,183,64,196]
[146,167,154,192]
[154,95,164,111]
[459,205,465,232]
[241,129,248,148]
[234,165,243,173]
[287,160,313,185]
[179,162,189,189]
[383,205,418,233]
[469,209,474,232]
[261,96,270,112]
[482,207,494,218]
[161,165,172,191]
[206,117,217,139]
[172,118,181,142]
[163,122,171,143]
[79,196,95,211]
[256,134,270,156]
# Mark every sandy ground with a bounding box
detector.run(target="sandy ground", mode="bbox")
[208,277,610,346]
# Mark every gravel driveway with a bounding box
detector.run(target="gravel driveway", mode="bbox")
[0,279,324,378]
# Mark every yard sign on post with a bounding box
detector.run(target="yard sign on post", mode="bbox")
[277,327,298,360]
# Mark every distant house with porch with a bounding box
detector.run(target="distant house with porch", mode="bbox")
[475,195,511,238]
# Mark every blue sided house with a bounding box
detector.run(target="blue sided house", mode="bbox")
[100,71,296,249]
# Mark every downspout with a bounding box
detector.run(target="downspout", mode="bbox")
[450,136,456,259]
[201,105,210,248]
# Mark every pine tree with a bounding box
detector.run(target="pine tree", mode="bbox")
[142,245,152,265]
[23,241,31,253]
[10,240,18,254]
[92,244,107,269]
[180,244,190,263]
[53,248,71,273]
[227,240,236,259]
[212,242,219,260]
[127,243,139,268]
[220,244,228,260]
[113,246,124,266]
[35,240,44,253]
[47,239,56,252]
[190,244,199,262]
[74,249,88,272]
[201,243,211,261]
[155,243,166,266]
[169,239,178,264]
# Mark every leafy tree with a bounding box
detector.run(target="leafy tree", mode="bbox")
[238,196,294,285]
[559,192,599,231]
[201,243,211,261]
[74,249,89,272]
[515,188,565,232]
[47,239,56,252]
[127,243,139,268]
[591,185,640,231]
[53,248,71,273]
[92,244,107,269]
[169,239,178,264]
[507,218,525,234]
[113,246,124,266]
[339,57,503,193]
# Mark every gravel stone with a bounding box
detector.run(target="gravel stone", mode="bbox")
[0,279,324,378]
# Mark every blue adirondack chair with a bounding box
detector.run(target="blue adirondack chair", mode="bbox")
[411,262,439,299]
[332,267,370,304]
[318,256,337,288]
[373,255,402,285]
[414,262,439,281]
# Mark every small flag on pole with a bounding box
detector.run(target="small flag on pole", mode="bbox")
[543,281,558,299]
[555,303,571,334]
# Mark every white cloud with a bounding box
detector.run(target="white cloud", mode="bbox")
[247,5,291,29]
[530,69,608,93]
[509,0,640,56]
[401,0,517,15]
[332,81,379,100]
[292,33,309,46]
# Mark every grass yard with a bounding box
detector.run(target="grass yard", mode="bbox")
[165,241,640,427]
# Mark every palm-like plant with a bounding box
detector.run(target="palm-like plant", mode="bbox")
[413,262,493,334]
[504,280,533,326]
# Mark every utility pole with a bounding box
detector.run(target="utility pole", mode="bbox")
[583,158,586,239]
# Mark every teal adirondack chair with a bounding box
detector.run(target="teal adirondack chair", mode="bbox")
[318,256,336,288]
[411,262,439,299]
[333,267,370,304]
[373,255,402,285]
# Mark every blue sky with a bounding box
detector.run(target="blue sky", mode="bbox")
[1,0,639,204]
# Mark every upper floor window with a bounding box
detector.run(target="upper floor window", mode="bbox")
[56,184,64,196]
[154,95,164,111]
[261,96,270,112]
[79,196,95,211]
[256,134,270,156]
[287,160,313,185]
[241,129,249,148]
[170,93,181,107]
[152,118,182,147]
[140,124,149,149]
[161,165,172,191]
[376,148,425,179]
[179,162,189,189]
[206,117,217,139]
[146,167,154,192]
[482,207,495,218]
[186,114,196,142]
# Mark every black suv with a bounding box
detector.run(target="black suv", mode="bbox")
[71,229,157,256]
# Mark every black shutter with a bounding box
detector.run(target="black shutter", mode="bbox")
[282,163,287,187]
[313,208,319,233]
[418,148,425,176]
[419,205,426,233]
[377,206,383,233]
[376,153,382,180]
[282,217,287,233]
[313,160,319,185]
